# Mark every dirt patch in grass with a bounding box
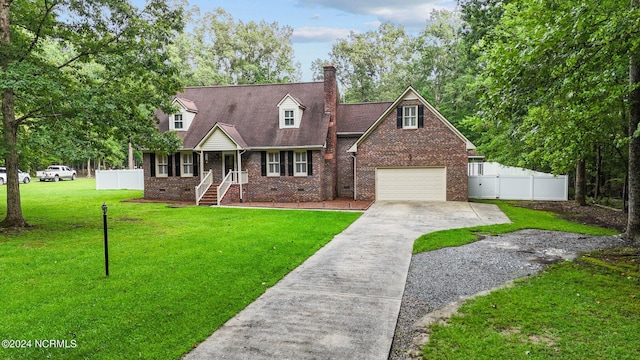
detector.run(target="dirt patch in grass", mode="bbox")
[514,201,638,276]
[514,200,627,232]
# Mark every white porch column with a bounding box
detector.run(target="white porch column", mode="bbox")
[237,149,243,202]
[200,151,205,178]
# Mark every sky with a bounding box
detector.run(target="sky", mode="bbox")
[168,0,458,81]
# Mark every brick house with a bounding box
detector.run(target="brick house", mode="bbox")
[143,65,475,205]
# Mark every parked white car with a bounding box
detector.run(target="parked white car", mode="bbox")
[0,167,31,184]
[18,169,31,183]
[39,165,77,182]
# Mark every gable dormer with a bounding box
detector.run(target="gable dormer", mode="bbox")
[277,94,305,129]
[169,97,198,131]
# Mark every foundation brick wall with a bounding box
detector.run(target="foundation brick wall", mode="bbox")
[355,100,468,201]
[144,151,328,203]
[242,151,325,202]
[143,153,201,202]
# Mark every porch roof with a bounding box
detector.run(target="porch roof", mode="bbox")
[194,123,249,151]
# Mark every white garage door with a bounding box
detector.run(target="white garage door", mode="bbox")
[376,167,446,201]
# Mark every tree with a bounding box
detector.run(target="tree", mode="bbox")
[169,7,300,86]
[323,23,413,103]
[411,9,477,136]
[458,0,512,60]
[466,0,640,240]
[1,0,184,228]
[629,0,640,242]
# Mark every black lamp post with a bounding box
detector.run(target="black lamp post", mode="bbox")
[102,203,109,277]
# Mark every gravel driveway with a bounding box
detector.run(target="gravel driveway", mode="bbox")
[389,229,624,359]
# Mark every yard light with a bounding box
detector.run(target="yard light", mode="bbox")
[102,203,109,277]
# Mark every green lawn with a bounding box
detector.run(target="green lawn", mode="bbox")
[415,201,639,359]
[0,179,361,359]
[422,261,640,359]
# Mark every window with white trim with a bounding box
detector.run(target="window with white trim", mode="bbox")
[182,153,193,176]
[174,113,183,129]
[157,153,168,177]
[403,106,417,129]
[284,110,295,127]
[294,151,307,176]
[267,152,280,176]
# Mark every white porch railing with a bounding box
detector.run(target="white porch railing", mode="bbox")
[217,170,248,205]
[195,170,213,205]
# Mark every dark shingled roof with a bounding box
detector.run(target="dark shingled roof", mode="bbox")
[156,82,329,149]
[217,123,249,149]
[175,97,198,113]
[338,102,393,134]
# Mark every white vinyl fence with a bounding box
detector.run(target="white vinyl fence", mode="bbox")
[468,175,569,201]
[96,169,144,190]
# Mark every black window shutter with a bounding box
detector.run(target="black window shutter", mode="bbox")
[261,151,267,176]
[279,151,286,176]
[175,154,181,176]
[307,150,313,175]
[167,154,173,176]
[287,151,294,176]
[418,105,424,128]
[397,107,403,128]
[150,153,156,177]
[193,153,199,175]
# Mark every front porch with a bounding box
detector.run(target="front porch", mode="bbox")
[196,169,248,206]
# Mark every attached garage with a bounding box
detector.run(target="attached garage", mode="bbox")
[375,167,447,201]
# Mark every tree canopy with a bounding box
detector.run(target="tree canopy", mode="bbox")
[463,0,640,240]
[1,0,185,227]
[313,12,477,134]
[169,7,301,86]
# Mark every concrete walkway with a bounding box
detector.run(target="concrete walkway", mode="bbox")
[183,201,510,360]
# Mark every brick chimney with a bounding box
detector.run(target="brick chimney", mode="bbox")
[323,64,338,117]
[323,64,338,200]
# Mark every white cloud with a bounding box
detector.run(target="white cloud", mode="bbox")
[371,3,452,29]
[364,20,382,28]
[296,0,454,14]
[292,26,357,43]
[296,0,455,30]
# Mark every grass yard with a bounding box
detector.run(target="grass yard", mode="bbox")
[0,179,361,359]
[415,200,640,359]
[422,261,640,359]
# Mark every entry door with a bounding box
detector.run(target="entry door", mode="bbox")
[223,153,236,180]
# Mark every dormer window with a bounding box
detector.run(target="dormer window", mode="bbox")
[174,114,183,129]
[277,94,304,129]
[284,110,295,127]
[170,97,198,131]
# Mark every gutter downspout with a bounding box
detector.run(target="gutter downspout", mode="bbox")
[350,153,357,200]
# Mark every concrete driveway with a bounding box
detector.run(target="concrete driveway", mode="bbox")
[183,201,510,360]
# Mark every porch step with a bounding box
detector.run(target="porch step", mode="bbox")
[199,186,218,206]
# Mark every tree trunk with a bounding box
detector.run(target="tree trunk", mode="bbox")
[128,142,134,169]
[627,19,640,243]
[575,159,587,206]
[1,90,27,228]
[594,145,601,200]
[86,159,92,178]
[1,0,28,228]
